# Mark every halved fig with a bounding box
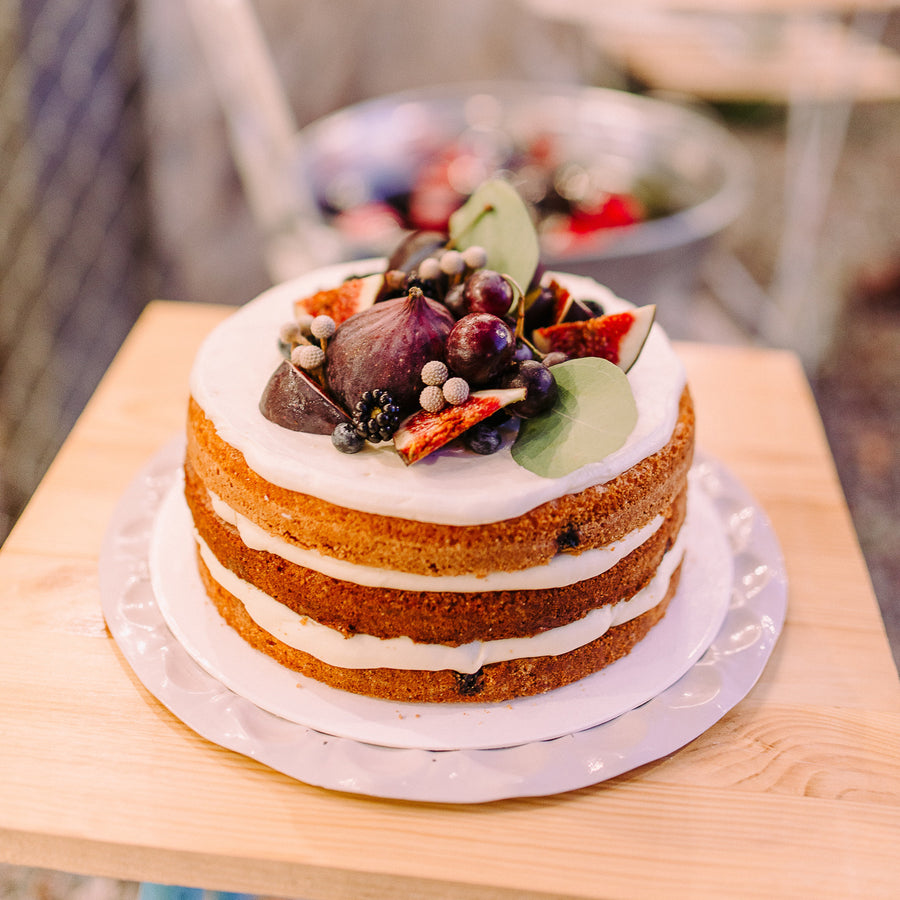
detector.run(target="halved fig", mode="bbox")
[386,229,448,274]
[532,304,656,372]
[293,273,381,325]
[394,387,526,465]
[259,360,350,434]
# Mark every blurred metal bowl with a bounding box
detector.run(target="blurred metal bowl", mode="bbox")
[294,82,751,327]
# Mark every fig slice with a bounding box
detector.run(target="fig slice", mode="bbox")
[546,278,573,325]
[293,273,381,325]
[532,304,656,372]
[523,279,595,333]
[259,360,350,434]
[394,387,526,465]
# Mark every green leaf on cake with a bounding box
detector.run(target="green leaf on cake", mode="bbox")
[511,358,638,478]
[448,179,540,293]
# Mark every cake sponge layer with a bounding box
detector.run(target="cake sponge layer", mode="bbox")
[197,552,682,704]
[187,467,687,645]
[185,387,694,578]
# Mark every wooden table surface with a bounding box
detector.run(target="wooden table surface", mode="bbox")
[1,300,898,899]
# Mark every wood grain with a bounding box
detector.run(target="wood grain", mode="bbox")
[1,301,898,899]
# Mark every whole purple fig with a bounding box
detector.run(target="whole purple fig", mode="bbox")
[324,287,454,416]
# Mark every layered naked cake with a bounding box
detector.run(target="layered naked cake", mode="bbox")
[183,182,695,704]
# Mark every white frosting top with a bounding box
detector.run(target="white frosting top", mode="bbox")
[190,260,686,526]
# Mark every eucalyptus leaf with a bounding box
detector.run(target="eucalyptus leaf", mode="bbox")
[448,179,540,293]
[511,358,638,478]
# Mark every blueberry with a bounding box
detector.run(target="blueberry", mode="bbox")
[557,526,581,551]
[465,422,502,455]
[455,668,485,696]
[331,422,365,454]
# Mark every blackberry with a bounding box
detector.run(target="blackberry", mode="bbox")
[352,389,401,443]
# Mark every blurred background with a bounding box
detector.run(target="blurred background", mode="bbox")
[0,0,898,895]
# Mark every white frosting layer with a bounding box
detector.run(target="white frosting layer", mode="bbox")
[189,260,686,526]
[208,489,664,592]
[196,528,686,674]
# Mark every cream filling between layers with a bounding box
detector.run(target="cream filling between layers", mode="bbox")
[208,489,665,591]
[196,527,686,674]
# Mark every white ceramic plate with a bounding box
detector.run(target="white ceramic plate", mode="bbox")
[149,465,731,750]
[100,438,786,802]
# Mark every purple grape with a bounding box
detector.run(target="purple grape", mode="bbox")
[501,359,558,418]
[464,270,514,318]
[514,341,534,362]
[445,313,516,385]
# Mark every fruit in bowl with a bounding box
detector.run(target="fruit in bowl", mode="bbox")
[327,132,667,255]
[297,84,750,322]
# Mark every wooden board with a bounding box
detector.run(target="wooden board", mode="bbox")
[1,301,898,899]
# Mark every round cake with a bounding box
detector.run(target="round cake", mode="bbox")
[184,184,695,704]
